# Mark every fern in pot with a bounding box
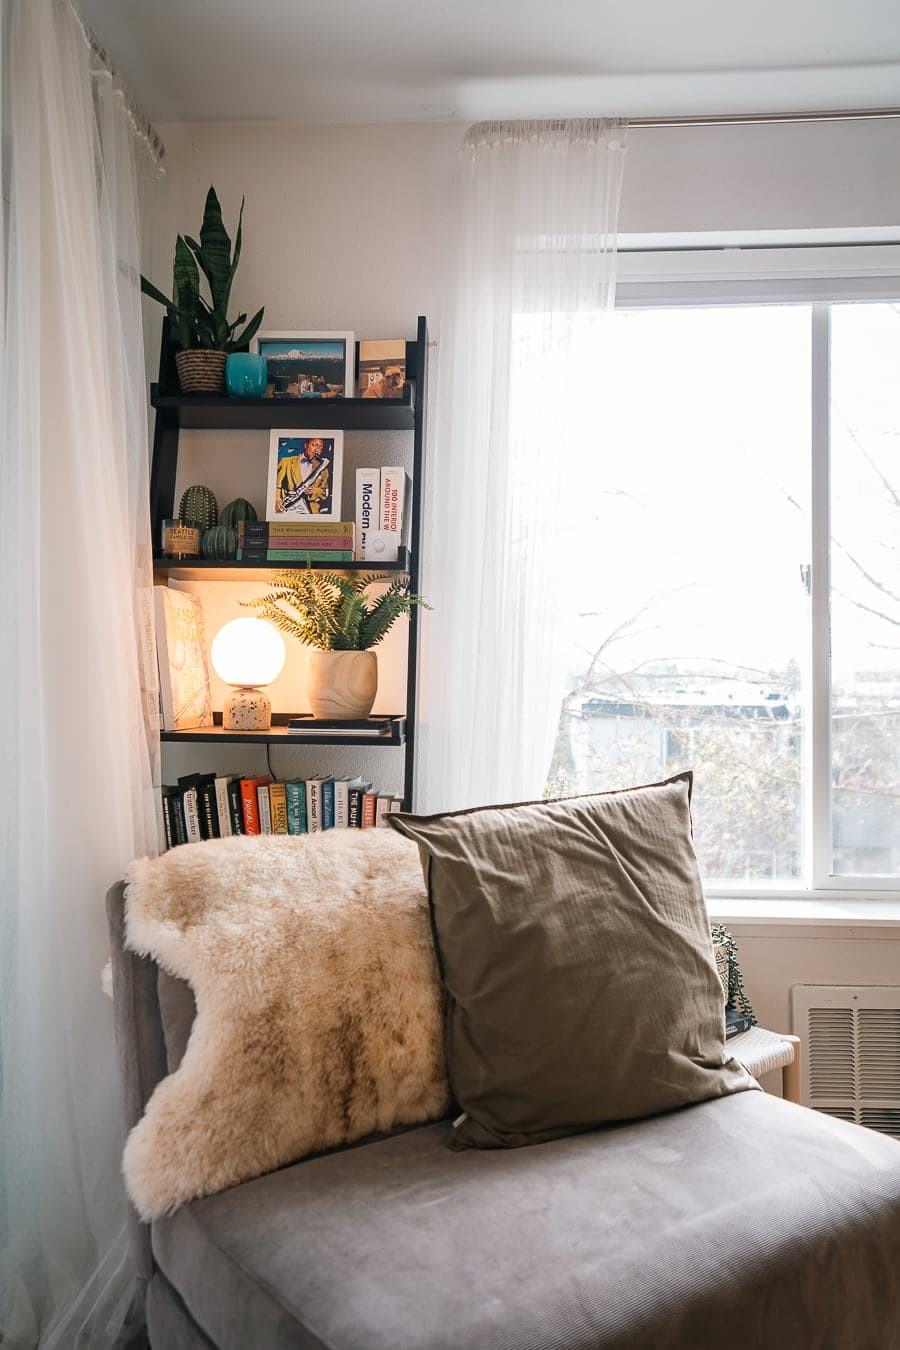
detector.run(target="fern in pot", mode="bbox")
[244,570,429,718]
[141,186,265,395]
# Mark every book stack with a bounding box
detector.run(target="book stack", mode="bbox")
[355,466,408,558]
[725,1007,755,1040]
[236,520,355,563]
[159,772,402,848]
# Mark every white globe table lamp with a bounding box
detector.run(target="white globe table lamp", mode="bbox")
[211,618,286,731]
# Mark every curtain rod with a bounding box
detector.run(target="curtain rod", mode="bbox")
[64,0,165,165]
[627,107,900,130]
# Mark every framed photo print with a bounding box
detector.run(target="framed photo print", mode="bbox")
[266,431,344,521]
[252,331,355,399]
[358,339,406,398]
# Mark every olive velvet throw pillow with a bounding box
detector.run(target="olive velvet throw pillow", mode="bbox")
[389,772,756,1150]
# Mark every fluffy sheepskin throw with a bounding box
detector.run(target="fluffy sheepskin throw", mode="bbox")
[123,830,448,1220]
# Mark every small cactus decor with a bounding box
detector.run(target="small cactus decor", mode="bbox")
[179,484,218,531]
[220,497,258,529]
[201,525,237,560]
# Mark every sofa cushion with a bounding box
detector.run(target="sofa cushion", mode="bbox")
[152,1090,900,1350]
[390,773,754,1149]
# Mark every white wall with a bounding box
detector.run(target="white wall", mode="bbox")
[149,116,900,1043]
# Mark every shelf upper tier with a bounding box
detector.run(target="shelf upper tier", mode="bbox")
[153,548,410,581]
[150,384,416,431]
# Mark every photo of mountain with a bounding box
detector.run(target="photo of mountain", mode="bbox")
[255,334,353,398]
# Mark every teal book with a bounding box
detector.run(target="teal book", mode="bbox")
[322,778,335,830]
[285,780,307,834]
[235,549,354,562]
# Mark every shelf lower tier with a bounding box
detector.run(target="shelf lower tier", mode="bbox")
[153,548,409,581]
[161,714,406,747]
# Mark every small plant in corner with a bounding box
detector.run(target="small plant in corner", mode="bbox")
[140,185,265,393]
[243,570,430,720]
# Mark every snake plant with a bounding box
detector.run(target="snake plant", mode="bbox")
[140,186,265,352]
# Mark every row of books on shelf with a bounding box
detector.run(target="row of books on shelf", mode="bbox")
[159,772,402,849]
[235,518,356,562]
[229,464,409,562]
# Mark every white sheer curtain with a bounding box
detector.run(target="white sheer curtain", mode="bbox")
[0,2,162,1345]
[418,119,627,812]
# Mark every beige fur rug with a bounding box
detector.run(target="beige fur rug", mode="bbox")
[123,830,448,1220]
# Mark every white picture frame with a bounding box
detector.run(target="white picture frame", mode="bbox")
[251,330,355,399]
[266,430,345,522]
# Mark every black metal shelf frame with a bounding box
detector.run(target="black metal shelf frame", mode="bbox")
[150,318,428,808]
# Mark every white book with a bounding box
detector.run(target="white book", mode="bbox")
[379,467,409,542]
[182,787,202,842]
[375,794,395,827]
[257,783,272,835]
[333,776,353,829]
[306,778,322,833]
[355,468,380,560]
[214,776,233,838]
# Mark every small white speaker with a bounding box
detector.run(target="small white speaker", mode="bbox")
[363,531,400,562]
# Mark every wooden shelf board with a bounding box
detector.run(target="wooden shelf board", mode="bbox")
[150,385,416,432]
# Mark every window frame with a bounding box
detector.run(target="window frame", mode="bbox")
[610,244,900,899]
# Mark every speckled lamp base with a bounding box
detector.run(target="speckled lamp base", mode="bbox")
[223,686,272,731]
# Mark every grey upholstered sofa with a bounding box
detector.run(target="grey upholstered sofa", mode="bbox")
[107,882,900,1350]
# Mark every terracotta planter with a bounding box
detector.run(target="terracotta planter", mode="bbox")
[175,349,227,395]
[307,650,377,719]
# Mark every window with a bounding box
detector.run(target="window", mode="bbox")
[546,256,900,893]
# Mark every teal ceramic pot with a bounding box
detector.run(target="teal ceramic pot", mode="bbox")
[226,353,267,397]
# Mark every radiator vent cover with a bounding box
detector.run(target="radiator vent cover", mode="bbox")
[791,986,900,1140]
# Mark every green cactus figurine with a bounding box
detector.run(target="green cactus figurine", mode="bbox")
[201,525,237,560]
[179,484,218,530]
[219,497,258,529]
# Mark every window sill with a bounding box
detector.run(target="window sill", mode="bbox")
[706,894,900,928]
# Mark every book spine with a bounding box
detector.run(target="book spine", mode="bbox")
[306,779,321,833]
[285,781,306,834]
[240,778,263,834]
[355,468,380,560]
[227,779,245,835]
[322,780,335,830]
[239,520,354,539]
[334,779,350,828]
[160,790,174,850]
[379,466,406,539]
[197,779,219,839]
[268,782,289,834]
[236,549,355,562]
[347,786,365,828]
[362,792,377,829]
[214,777,233,838]
[257,783,272,834]
[169,792,188,845]
[182,787,202,842]
[233,535,353,550]
[375,795,395,827]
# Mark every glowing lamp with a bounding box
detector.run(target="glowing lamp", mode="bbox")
[211,618,286,731]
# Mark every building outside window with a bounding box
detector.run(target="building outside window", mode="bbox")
[537,250,900,893]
